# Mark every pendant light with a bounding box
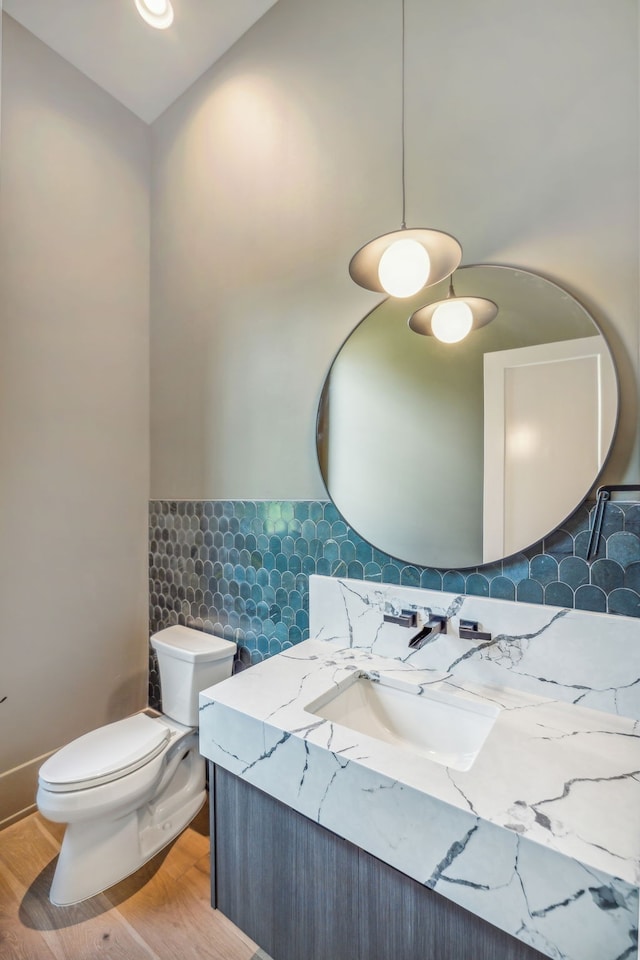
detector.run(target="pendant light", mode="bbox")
[408,277,498,343]
[349,0,462,298]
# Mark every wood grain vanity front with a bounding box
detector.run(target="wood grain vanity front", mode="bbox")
[212,765,547,960]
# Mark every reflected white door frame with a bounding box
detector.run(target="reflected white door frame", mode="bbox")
[483,336,617,563]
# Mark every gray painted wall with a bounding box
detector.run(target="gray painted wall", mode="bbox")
[150,0,639,500]
[0,16,150,823]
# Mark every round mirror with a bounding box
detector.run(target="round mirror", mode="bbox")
[317,265,618,569]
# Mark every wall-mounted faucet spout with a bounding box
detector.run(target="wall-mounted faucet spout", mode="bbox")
[408,615,447,650]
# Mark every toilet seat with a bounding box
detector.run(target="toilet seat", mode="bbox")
[39,714,171,793]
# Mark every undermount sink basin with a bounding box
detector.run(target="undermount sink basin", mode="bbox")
[306,672,500,772]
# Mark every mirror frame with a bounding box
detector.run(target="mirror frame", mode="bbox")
[316,264,619,570]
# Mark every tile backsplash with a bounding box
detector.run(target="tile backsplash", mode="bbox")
[148,498,640,705]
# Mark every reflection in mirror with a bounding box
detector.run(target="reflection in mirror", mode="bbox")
[317,265,618,569]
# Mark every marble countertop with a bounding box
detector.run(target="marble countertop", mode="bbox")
[199,577,640,960]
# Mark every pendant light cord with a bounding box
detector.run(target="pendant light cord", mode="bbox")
[400,0,407,229]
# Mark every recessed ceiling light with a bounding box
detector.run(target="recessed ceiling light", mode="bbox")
[134,0,174,30]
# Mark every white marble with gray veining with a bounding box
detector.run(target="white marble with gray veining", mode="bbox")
[310,576,640,720]
[199,576,640,960]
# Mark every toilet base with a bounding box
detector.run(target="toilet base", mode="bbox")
[48,736,206,906]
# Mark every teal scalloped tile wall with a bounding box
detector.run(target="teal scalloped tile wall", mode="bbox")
[148,499,640,705]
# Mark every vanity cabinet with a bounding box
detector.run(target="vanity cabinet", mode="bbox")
[211,764,547,960]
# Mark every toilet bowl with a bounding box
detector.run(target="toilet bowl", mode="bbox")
[36,625,236,906]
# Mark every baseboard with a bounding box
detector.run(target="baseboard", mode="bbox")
[0,751,54,828]
[0,802,37,830]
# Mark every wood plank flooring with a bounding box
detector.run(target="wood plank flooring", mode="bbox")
[0,800,263,960]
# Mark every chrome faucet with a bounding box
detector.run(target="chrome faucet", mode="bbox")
[408,615,448,650]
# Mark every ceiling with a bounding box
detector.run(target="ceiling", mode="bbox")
[3,0,280,123]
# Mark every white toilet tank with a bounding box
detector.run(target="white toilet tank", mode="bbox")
[150,625,236,726]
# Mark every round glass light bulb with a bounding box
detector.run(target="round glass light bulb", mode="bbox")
[431,299,474,343]
[378,238,430,298]
[134,0,174,29]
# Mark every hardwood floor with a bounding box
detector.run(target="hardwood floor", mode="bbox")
[0,800,263,960]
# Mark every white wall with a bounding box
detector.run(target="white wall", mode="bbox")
[0,16,150,824]
[150,0,639,499]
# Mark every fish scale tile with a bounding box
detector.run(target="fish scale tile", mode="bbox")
[148,499,640,707]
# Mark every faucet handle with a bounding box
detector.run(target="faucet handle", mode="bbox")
[459,619,492,642]
[383,610,417,628]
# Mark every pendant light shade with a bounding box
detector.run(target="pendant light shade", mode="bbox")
[349,228,462,298]
[409,279,498,342]
[349,0,462,298]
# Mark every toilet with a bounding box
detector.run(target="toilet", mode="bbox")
[36,625,236,906]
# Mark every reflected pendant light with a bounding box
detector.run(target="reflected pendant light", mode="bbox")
[349,0,462,298]
[409,277,498,343]
[134,0,174,29]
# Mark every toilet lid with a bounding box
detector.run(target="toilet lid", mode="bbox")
[39,713,171,792]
